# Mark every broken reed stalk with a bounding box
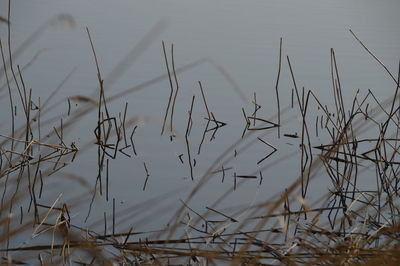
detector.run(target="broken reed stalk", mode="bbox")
[143,162,150,191]
[170,44,180,135]
[86,27,133,222]
[275,37,282,138]
[286,55,313,198]
[256,137,277,165]
[350,29,398,86]
[199,81,211,120]
[185,95,195,181]
[161,41,174,136]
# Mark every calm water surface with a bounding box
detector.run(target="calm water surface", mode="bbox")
[1,0,399,231]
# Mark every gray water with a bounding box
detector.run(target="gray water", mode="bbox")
[1,0,400,235]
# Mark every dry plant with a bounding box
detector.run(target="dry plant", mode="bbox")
[1,1,400,265]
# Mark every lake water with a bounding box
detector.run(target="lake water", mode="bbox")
[1,0,400,258]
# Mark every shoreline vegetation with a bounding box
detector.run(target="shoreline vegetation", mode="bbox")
[1,3,400,266]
